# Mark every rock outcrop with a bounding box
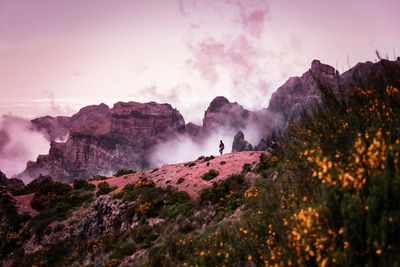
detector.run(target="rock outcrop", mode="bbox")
[268,60,336,127]
[32,103,110,142]
[202,96,280,148]
[18,101,186,182]
[202,96,250,132]
[0,170,24,187]
[74,195,135,240]
[232,131,253,152]
[27,174,53,186]
[268,58,400,129]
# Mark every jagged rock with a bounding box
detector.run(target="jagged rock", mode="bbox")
[268,60,336,128]
[202,96,280,149]
[27,174,54,186]
[268,58,400,130]
[203,96,250,132]
[185,122,202,138]
[18,101,186,182]
[74,195,135,240]
[32,103,110,142]
[254,138,270,151]
[0,170,24,187]
[232,131,253,152]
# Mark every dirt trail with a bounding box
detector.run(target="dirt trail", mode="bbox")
[14,151,263,214]
[98,151,263,197]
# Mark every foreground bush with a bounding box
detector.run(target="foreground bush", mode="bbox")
[201,169,219,181]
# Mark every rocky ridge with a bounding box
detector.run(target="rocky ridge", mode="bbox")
[19,101,185,182]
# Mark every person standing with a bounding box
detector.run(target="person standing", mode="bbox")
[219,140,225,155]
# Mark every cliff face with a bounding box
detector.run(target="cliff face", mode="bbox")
[202,96,280,150]
[268,58,400,128]
[31,103,110,141]
[19,101,185,182]
[202,96,250,132]
[268,60,336,126]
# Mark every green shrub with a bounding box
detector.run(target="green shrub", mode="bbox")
[110,242,136,259]
[89,175,108,181]
[219,161,226,165]
[201,169,219,181]
[177,178,185,185]
[0,194,31,233]
[163,191,194,218]
[205,155,215,161]
[132,224,158,248]
[96,182,116,197]
[53,224,65,232]
[30,182,73,211]
[114,169,136,177]
[73,179,88,190]
[188,163,196,167]
[73,179,95,191]
[242,163,252,173]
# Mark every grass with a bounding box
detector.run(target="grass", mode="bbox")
[201,169,219,181]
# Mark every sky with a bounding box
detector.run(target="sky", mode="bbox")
[0,0,399,123]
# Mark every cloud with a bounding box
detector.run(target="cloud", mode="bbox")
[0,115,50,179]
[186,35,259,85]
[150,101,283,167]
[172,0,304,116]
[150,128,237,166]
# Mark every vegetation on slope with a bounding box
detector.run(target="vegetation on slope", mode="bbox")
[146,60,400,266]
[1,60,399,266]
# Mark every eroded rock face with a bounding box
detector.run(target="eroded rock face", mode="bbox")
[268,60,336,127]
[268,58,400,129]
[32,103,110,142]
[202,96,280,148]
[74,195,134,240]
[232,131,253,152]
[203,96,250,132]
[19,101,186,182]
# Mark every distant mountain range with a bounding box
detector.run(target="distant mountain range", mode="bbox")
[6,57,400,183]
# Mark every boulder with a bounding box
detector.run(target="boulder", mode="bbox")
[232,131,253,152]
[74,195,135,240]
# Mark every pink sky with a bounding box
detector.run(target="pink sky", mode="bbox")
[1,0,399,123]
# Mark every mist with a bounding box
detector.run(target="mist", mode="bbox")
[0,115,50,178]
[151,128,234,167]
[150,109,281,167]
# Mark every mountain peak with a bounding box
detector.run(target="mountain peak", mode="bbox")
[310,59,335,76]
[206,96,230,113]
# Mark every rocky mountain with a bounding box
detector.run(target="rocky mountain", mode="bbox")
[31,103,110,142]
[18,101,185,182]
[231,131,253,152]
[2,58,400,267]
[268,58,400,128]
[268,60,337,127]
[18,59,400,182]
[202,96,280,149]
